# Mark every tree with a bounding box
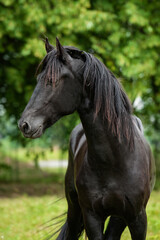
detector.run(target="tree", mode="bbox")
[0,0,160,158]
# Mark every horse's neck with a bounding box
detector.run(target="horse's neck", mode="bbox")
[78,107,125,167]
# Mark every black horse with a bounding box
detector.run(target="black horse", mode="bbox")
[19,38,155,240]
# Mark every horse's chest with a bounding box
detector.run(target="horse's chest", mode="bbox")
[76,169,125,216]
[76,167,100,201]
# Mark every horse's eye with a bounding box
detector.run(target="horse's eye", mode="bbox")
[46,78,52,86]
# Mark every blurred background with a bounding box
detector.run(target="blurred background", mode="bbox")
[0,0,160,239]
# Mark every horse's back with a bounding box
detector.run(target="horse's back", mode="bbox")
[133,115,144,133]
[69,123,87,175]
[133,116,156,191]
[69,123,85,155]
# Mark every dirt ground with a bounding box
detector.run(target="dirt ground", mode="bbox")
[0,182,64,198]
[0,160,65,198]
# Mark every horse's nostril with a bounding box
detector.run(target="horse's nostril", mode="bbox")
[22,122,31,134]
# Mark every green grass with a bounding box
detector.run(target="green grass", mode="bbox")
[0,191,160,240]
[0,195,67,240]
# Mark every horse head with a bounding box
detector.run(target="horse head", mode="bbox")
[18,38,84,138]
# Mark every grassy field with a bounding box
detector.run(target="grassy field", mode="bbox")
[0,191,160,240]
[0,145,160,240]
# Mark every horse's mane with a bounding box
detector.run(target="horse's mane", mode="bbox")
[37,48,135,147]
[82,52,135,147]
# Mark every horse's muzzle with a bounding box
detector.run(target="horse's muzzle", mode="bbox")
[18,119,43,139]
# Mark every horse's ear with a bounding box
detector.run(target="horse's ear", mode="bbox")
[45,37,54,53]
[56,37,70,62]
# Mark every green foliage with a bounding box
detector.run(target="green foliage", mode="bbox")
[0,0,160,159]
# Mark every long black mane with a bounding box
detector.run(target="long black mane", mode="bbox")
[37,48,135,147]
[82,52,135,147]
